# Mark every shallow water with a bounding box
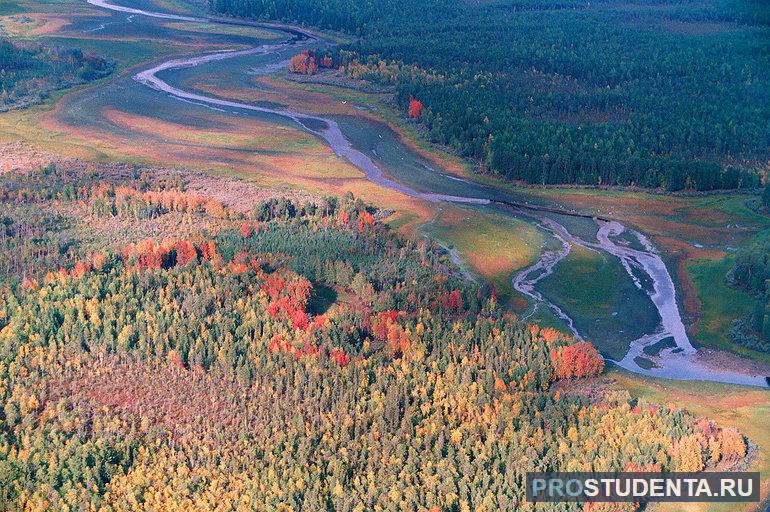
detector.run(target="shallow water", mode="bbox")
[84,0,768,387]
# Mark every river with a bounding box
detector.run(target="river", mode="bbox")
[85,0,768,388]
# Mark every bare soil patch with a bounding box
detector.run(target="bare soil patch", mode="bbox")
[51,358,250,442]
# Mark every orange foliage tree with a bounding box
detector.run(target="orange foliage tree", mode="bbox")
[551,341,605,379]
[288,50,318,75]
[174,240,198,266]
[408,96,423,118]
[239,222,253,238]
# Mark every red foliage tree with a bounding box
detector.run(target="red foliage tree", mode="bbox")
[70,260,92,278]
[370,310,410,356]
[127,239,170,270]
[91,252,107,271]
[175,240,198,266]
[331,347,350,367]
[20,277,39,290]
[268,334,283,354]
[448,289,463,311]
[311,314,328,330]
[200,240,218,262]
[371,310,401,340]
[262,274,286,300]
[551,341,605,380]
[262,273,313,332]
[408,96,423,119]
[239,222,252,238]
[289,51,309,74]
[290,308,309,331]
[357,210,376,232]
[288,50,318,75]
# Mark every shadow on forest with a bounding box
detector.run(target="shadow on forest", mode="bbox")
[307,282,338,315]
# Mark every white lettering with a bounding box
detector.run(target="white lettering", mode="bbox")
[565,479,584,497]
[549,479,564,497]
[695,479,712,497]
[738,478,753,497]
[633,479,648,497]
[665,479,681,497]
[649,478,663,497]
[531,478,547,497]
[584,479,599,497]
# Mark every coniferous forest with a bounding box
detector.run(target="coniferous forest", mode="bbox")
[0,164,750,510]
[0,39,112,111]
[209,0,769,191]
[729,232,770,350]
[0,0,766,509]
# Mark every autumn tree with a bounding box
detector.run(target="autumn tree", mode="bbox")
[288,50,318,75]
[408,96,423,118]
[551,340,605,379]
[0,170,746,511]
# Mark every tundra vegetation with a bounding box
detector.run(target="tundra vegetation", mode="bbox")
[0,1,765,508]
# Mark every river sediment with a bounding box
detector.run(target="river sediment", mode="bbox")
[86,0,769,388]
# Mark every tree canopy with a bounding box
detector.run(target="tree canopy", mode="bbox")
[212,0,769,191]
[0,164,748,510]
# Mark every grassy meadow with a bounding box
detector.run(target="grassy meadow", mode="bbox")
[538,243,661,360]
[419,205,543,307]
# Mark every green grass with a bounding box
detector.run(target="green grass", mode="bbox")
[384,210,420,231]
[4,0,88,16]
[711,194,768,223]
[169,22,282,39]
[151,0,208,15]
[538,244,660,360]
[526,303,574,334]
[420,207,542,307]
[95,0,204,16]
[44,37,177,69]
[688,256,770,364]
[18,0,79,4]
[522,183,666,203]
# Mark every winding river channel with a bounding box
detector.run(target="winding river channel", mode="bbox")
[85,0,768,387]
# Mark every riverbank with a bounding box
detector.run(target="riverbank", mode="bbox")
[5,0,765,388]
